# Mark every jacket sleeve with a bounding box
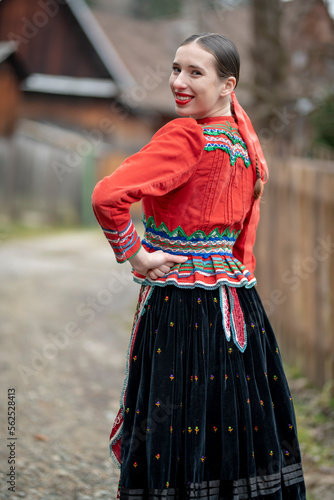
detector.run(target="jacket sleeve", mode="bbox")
[232,198,260,274]
[91,118,206,263]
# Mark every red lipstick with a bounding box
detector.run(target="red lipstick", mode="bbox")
[174,92,194,106]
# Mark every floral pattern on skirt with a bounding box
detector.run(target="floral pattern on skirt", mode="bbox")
[116,285,306,500]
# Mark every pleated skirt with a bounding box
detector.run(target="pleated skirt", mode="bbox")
[116,285,306,500]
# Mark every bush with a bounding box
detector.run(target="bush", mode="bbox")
[311,94,334,149]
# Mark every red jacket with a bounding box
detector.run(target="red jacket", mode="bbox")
[92,115,260,289]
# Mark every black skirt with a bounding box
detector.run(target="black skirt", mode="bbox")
[117,285,306,500]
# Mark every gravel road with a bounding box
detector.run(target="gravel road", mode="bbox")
[0,230,140,500]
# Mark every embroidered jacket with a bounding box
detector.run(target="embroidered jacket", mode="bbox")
[92,115,261,289]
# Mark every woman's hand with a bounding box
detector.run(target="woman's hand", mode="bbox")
[129,246,188,280]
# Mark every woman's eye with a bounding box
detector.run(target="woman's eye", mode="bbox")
[192,70,202,76]
[172,66,181,73]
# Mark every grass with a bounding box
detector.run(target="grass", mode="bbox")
[285,364,334,468]
[0,222,98,242]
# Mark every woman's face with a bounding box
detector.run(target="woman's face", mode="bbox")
[169,42,232,120]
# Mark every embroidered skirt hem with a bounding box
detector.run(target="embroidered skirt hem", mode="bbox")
[119,463,304,499]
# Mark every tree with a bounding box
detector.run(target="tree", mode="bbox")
[251,0,287,126]
[131,0,182,19]
[311,94,334,150]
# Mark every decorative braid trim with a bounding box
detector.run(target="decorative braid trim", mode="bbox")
[201,122,247,148]
[102,219,140,263]
[143,218,240,259]
[204,140,251,167]
[135,217,256,289]
[144,216,240,242]
[227,286,247,352]
[134,273,256,290]
[118,463,305,499]
[201,122,251,168]
[220,285,231,342]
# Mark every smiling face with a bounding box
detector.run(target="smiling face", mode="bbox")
[169,42,235,120]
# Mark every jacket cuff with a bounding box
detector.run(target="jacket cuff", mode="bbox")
[101,219,141,263]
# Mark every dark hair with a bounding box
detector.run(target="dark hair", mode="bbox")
[180,33,263,199]
[180,33,240,87]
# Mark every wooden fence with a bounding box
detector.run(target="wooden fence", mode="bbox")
[0,120,107,226]
[254,155,334,390]
[0,119,147,227]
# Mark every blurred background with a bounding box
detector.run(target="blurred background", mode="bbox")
[0,0,333,499]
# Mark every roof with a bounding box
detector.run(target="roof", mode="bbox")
[22,74,118,98]
[92,4,255,114]
[66,0,135,89]
[3,0,332,112]
[0,0,135,97]
[0,41,18,64]
[92,0,334,113]
[92,11,177,113]
[0,41,29,80]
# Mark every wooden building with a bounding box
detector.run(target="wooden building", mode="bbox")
[0,0,167,226]
[0,0,333,226]
[0,41,28,136]
[0,0,159,152]
[1,0,333,147]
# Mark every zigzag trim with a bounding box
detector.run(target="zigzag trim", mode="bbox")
[204,141,251,167]
[201,124,247,149]
[200,122,251,168]
[144,216,240,242]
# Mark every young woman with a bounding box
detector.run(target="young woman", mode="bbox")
[92,33,306,500]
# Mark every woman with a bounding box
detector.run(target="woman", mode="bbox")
[92,33,306,500]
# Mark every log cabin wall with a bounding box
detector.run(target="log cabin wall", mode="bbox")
[0,0,109,78]
[0,62,21,136]
[0,0,160,224]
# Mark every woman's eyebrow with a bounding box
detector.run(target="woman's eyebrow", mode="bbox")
[189,64,205,71]
[172,62,205,71]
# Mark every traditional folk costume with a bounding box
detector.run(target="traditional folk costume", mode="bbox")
[92,92,306,499]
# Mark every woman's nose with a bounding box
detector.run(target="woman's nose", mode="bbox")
[173,73,188,90]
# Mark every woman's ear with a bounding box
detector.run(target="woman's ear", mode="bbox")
[220,76,236,97]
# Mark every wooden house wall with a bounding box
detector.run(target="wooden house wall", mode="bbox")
[0,62,21,136]
[0,0,109,78]
[0,112,152,226]
[21,95,155,148]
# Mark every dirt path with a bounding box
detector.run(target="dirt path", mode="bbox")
[0,230,333,500]
[0,230,140,499]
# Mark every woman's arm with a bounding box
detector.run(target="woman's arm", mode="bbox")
[92,118,206,268]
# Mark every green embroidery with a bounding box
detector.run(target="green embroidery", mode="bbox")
[201,122,251,168]
[204,143,251,167]
[201,122,247,149]
[144,216,240,242]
